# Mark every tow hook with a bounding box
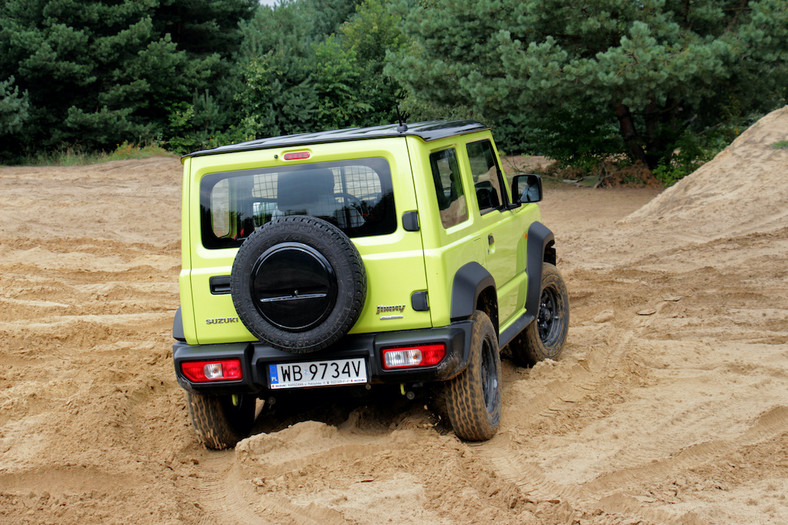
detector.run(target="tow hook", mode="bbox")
[399,384,415,400]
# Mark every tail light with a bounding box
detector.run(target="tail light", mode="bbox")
[283,151,311,161]
[382,344,446,369]
[181,359,242,382]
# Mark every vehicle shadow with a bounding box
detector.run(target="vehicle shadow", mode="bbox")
[250,384,451,436]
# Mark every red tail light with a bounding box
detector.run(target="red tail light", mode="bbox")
[181,359,242,382]
[382,344,446,369]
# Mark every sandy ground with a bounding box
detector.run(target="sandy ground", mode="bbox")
[1,107,786,524]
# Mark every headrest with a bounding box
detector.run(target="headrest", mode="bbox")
[278,169,336,208]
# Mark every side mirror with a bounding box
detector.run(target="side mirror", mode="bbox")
[512,174,543,203]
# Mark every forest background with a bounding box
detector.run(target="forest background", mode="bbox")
[1,0,786,185]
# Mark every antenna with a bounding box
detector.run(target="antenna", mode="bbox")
[395,87,409,133]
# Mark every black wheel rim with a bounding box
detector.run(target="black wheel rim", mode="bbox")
[480,336,499,414]
[537,285,564,348]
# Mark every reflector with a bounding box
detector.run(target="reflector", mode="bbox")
[204,363,223,379]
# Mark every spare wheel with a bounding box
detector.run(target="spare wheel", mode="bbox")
[231,216,366,353]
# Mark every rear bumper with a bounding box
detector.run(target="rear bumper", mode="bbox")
[173,322,473,395]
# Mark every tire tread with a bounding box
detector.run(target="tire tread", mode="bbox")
[444,311,501,441]
[187,393,255,450]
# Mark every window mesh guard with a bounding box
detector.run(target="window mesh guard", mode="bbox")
[250,166,383,229]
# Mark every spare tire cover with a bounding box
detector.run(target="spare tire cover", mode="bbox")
[231,216,366,353]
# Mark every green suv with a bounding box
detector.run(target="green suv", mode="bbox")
[173,121,569,449]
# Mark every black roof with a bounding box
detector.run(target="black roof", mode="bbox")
[182,120,488,159]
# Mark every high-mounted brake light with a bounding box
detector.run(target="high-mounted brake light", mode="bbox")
[283,151,311,161]
[181,359,242,382]
[382,344,446,369]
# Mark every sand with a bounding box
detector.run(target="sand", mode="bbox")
[1,106,786,524]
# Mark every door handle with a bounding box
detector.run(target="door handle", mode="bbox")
[488,234,494,245]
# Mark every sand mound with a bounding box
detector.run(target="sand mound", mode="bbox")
[624,105,788,239]
[558,106,788,271]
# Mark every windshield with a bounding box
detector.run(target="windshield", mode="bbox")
[200,158,396,249]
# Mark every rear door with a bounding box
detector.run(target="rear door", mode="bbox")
[183,138,430,345]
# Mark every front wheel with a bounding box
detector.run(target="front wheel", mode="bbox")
[186,392,256,450]
[443,310,502,441]
[510,263,569,366]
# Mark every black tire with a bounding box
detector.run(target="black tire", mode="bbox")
[444,310,502,441]
[186,392,256,450]
[231,216,366,353]
[510,263,569,366]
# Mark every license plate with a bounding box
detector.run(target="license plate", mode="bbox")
[268,358,367,389]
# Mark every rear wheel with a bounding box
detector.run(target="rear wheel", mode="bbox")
[186,392,256,450]
[444,311,501,441]
[510,263,569,366]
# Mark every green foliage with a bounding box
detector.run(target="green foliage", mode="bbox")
[337,0,405,125]
[152,0,256,59]
[238,0,360,62]
[389,0,788,177]
[652,117,746,185]
[0,0,255,161]
[106,140,172,161]
[22,140,171,166]
[652,160,693,187]
[0,76,30,138]
[166,90,245,153]
[234,0,405,140]
[4,0,783,181]
[312,36,371,129]
[771,141,788,150]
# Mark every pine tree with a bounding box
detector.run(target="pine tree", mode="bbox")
[0,0,255,158]
[236,0,404,139]
[0,76,29,140]
[390,0,788,168]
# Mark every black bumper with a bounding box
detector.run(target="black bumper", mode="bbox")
[173,322,473,395]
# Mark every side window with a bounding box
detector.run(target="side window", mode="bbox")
[429,148,468,229]
[467,140,506,213]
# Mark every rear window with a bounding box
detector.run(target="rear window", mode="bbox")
[200,158,396,249]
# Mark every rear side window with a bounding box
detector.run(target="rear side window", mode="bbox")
[429,148,468,229]
[467,140,506,212]
[200,158,395,249]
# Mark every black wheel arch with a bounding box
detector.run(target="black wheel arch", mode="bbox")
[449,222,556,342]
[173,306,185,341]
[450,262,497,330]
[526,222,556,317]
